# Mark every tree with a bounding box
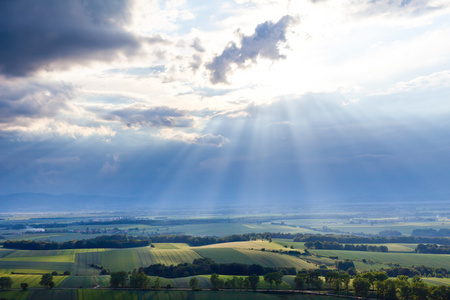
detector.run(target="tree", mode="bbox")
[396,276,411,300]
[248,274,260,291]
[39,273,54,289]
[49,281,55,289]
[411,277,428,300]
[210,273,222,290]
[264,273,275,290]
[243,277,250,291]
[189,277,199,290]
[0,277,12,290]
[130,272,150,289]
[273,272,283,290]
[341,273,351,295]
[154,277,161,290]
[352,276,371,298]
[294,273,305,290]
[110,271,128,288]
[236,277,244,290]
[21,282,28,291]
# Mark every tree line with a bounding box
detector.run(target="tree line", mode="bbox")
[412,228,450,237]
[304,240,388,252]
[139,258,296,278]
[415,243,450,254]
[293,233,450,245]
[3,234,150,250]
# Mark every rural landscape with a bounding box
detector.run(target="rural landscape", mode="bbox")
[1,202,450,299]
[2,0,450,299]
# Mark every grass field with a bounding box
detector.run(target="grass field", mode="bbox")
[59,275,111,288]
[74,251,103,275]
[1,254,75,263]
[194,247,317,270]
[200,240,284,251]
[101,249,138,272]
[0,261,73,273]
[194,248,257,264]
[273,239,307,250]
[422,277,450,286]
[152,249,202,265]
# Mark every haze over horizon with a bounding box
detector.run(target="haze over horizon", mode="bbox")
[1,0,450,209]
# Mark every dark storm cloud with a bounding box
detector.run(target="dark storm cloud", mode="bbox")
[206,15,296,84]
[0,0,140,77]
[106,105,195,128]
[0,81,72,124]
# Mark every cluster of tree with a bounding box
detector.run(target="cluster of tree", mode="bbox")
[110,271,164,289]
[415,243,450,254]
[304,240,388,252]
[209,272,284,291]
[352,272,450,299]
[293,271,324,291]
[149,233,271,246]
[293,233,450,245]
[380,265,448,278]
[0,277,12,290]
[3,234,150,250]
[412,228,450,237]
[39,273,55,289]
[336,259,357,275]
[378,230,403,237]
[90,263,110,275]
[140,258,296,278]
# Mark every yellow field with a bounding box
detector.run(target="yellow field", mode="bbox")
[1,255,75,263]
[198,240,284,251]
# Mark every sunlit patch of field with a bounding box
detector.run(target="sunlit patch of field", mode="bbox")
[422,277,450,286]
[197,240,284,251]
[273,239,306,250]
[8,274,68,288]
[1,254,75,263]
[152,249,202,265]
[238,249,317,269]
[57,248,105,255]
[152,243,190,249]
[0,261,74,273]
[193,247,317,270]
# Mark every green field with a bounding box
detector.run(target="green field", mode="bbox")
[59,275,111,288]
[152,248,202,265]
[194,247,316,270]
[101,249,138,272]
[422,277,450,286]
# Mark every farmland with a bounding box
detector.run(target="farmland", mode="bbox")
[309,249,450,269]
[0,206,450,300]
[0,289,343,300]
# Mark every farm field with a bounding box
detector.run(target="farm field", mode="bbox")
[422,277,450,286]
[193,247,317,269]
[309,249,450,269]
[58,275,111,288]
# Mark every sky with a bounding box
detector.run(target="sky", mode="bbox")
[1,0,450,208]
